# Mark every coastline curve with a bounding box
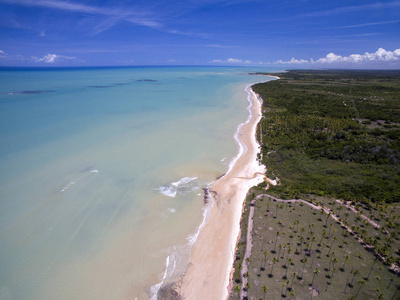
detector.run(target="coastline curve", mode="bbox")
[171,82,269,299]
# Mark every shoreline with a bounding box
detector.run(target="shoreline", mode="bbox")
[173,84,266,299]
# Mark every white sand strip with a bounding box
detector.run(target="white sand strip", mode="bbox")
[176,85,265,299]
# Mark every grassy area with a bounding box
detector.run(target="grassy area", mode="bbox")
[229,70,400,299]
[230,191,400,299]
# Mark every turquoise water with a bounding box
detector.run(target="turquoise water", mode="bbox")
[0,66,277,299]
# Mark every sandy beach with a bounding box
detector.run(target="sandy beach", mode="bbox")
[174,85,266,299]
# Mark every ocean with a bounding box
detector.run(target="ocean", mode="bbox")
[0,66,277,299]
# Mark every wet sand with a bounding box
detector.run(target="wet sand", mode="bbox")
[175,86,266,299]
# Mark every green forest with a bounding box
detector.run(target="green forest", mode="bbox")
[252,70,400,204]
[229,70,400,300]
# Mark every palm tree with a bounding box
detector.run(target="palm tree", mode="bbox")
[318,229,326,247]
[298,236,304,254]
[269,257,278,277]
[300,226,305,238]
[328,253,335,271]
[284,258,291,279]
[325,211,332,224]
[328,224,335,239]
[285,248,292,268]
[307,224,314,240]
[356,278,366,298]
[233,285,241,297]
[350,269,360,287]
[309,236,316,254]
[344,279,349,294]
[263,251,269,270]
[280,281,286,298]
[318,242,326,258]
[341,237,348,248]
[376,288,383,299]
[294,219,300,233]
[337,205,343,218]
[391,285,399,300]
[282,243,287,260]
[343,239,350,255]
[319,208,325,221]
[277,244,282,261]
[290,272,297,290]
[261,285,268,300]
[304,242,311,259]
[327,236,336,257]
[274,231,281,253]
[387,276,394,289]
[300,257,308,279]
[310,250,317,270]
[244,282,250,291]
[311,267,320,286]
[341,255,350,272]
[331,257,338,274]
[366,258,377,281]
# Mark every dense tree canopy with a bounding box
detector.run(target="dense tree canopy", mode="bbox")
[252,70,400,204]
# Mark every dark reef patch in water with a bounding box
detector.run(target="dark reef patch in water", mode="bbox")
[137,79,157,82]
[157,283,182,300]
[7,90,55,95]
[87,85,114,88]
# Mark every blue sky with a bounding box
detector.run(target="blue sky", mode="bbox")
[0,0,399,68]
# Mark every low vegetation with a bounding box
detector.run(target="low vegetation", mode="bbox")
[230,70,400,299]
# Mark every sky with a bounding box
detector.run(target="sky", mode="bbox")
[0,0,399,68]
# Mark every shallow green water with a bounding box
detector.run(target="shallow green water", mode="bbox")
[0,66,278,299]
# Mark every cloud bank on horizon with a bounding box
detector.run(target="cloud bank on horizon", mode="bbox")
[0,0,399,68]
[211,48,400,68]
[275,48,400,65]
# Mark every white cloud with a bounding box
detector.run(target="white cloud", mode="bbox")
[275,48,400,66]
[0,50,6,54]
[33,53,80,63]
[316,52,343,63]
[39,53,58,63]
[227,58,243,63]
[276,57,309,64]
[210,58,253,64]
[333,20,400,29]
[2,0,161,32]
[316,48,400,64]
[300,1,400,19]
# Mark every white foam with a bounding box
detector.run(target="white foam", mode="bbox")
[183,85,258,247]
[167,208,176,213]
[156,177,198,198]
[150,255,170,300]
[219,85,254,180]
[186,194,213,246]
[149,251,179,300]
[156,186,177,198]
[177,177,198,185]
[90,169,99,173]
[60,181,75,192]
